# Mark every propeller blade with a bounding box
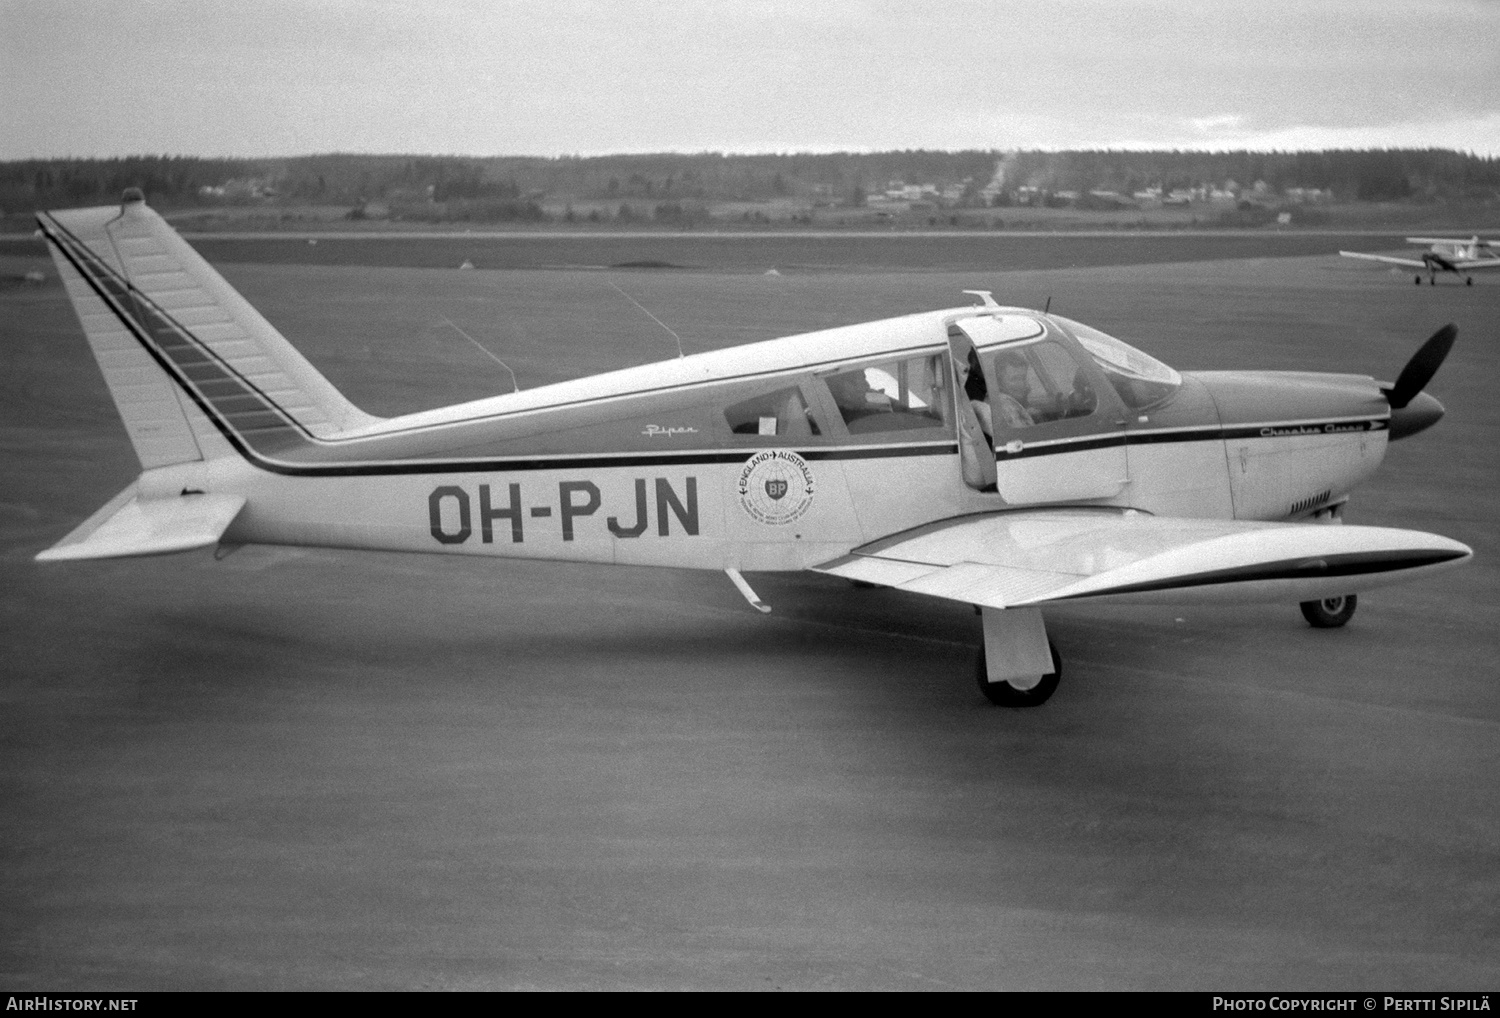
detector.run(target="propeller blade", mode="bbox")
[1386,324,1456,409]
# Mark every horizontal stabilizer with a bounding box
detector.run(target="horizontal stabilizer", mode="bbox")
[36,483,245,562]
[813,508,1471,609]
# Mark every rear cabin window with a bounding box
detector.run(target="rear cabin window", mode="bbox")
[724,386,821,438]
[823,355,950,435]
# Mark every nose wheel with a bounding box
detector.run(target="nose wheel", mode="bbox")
[1300,594,1357,628]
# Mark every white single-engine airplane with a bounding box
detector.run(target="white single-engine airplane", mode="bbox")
[1340,236,1500,285]
[34,192,1472,706]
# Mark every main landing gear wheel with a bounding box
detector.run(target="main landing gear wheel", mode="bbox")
[976,640,1062,707]
[1300,594,1357,628]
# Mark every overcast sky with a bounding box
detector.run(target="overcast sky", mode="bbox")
[3,0,1498,159]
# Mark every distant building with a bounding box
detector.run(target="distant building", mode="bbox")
[197,177,277,200]
[885,182,937,201]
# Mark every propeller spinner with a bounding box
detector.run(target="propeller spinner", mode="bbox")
[1384,323,1456,440]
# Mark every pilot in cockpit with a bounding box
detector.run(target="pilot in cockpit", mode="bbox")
[992,350,1036,429]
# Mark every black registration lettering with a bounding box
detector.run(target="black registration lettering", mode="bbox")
[431,477,697,545]
[428,486,472,545]
[607,478,649,538]
[559,480,601,541]
[479,482,523,544]
[656,477,698,536]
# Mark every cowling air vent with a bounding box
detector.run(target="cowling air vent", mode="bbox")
[1290,489,1333,517]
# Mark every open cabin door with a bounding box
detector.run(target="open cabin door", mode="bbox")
[951,316,1130,505]
[945,325,997,491]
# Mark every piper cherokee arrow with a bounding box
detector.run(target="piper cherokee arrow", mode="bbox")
[33,192,1471,706]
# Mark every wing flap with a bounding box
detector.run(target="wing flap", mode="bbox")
[816,554,942,587]
[37,483,246,562]
[900,561,1076,605]
[813,509,1471,608]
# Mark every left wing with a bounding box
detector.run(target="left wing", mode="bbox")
[1339,250,1426,269]
[1450,258,1500,271]
[811,508,1470,608]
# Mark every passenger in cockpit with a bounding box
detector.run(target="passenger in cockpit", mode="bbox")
[828,369,891,423]
[960,349,994,443]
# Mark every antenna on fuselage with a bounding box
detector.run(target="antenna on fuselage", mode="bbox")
[438,317,520,393]
[608,280,685,359]
[1044,295,1052,314]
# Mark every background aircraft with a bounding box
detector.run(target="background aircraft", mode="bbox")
[33,192,1471,707]
[1340,236,1500,285]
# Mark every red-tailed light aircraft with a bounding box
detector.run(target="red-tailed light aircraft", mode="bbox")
[1340,236,1500,285]
[34,192,1471,706]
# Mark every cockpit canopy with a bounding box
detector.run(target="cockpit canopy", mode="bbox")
[1053,315,1182,410]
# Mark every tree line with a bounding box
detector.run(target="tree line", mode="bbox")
[4,149,1496,216]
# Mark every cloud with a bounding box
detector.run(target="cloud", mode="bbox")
[3,0,1498,157]
[1125,113,1500,155]
[1188,116,1247,134]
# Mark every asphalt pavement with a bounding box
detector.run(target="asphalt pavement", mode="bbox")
[2,251,1496,989]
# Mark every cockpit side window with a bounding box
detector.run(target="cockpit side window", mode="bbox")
[1051,315,1182,411]
[983,339,1097,429]
[1026,341,1098,423]
[822,354,951,435]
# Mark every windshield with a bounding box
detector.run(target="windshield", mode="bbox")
[1053,316,1181,410]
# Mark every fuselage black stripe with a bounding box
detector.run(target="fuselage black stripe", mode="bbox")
[993,418,1386,461]
[214,443,964,477]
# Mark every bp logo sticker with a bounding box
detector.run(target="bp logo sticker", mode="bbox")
[737,449,815,526]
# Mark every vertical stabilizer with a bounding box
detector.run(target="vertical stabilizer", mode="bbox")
[37,194,381,469]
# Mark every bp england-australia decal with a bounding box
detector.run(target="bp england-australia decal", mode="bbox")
[737,449,815,525]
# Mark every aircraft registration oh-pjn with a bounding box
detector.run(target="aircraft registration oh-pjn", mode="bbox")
[1340,236,1500,285]
[34,191,1472,706]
